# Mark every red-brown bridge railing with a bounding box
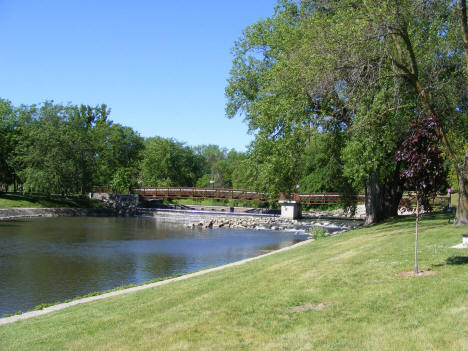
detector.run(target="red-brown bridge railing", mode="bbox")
[133,187,268,202]
[132,187,365,205]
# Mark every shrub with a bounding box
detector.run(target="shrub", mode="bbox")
[309,226,328,240]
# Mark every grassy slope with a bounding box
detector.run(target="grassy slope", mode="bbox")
[0,193,102,209]
[1,214,467,350]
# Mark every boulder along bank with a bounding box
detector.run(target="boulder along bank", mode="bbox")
[141,210,362,234]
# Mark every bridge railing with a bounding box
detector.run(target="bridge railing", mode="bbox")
[132,187,269,202]
[280,192,366,204]
[133,187,367,204]
[100,186,450,207]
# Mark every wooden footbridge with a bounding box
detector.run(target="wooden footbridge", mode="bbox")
[131,187,365,205]
[92,186,449,219]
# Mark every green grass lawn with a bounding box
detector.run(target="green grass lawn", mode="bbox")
[1,214,467,350]
[0,193,103,209]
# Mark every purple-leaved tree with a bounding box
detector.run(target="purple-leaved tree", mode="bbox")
[396,116,446,274]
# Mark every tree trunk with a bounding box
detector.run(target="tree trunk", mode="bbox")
[364,170,403,226]
[455,147,468,226]
[454,1,468,226]
[457,0,468,72]
[365,172,383,225]
[414,197,419,274]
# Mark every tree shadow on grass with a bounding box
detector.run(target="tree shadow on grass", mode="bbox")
[446,256,468,265]
[430,256,468,268]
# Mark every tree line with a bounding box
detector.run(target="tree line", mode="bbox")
[0,99,251,195]
[225,0,467,225]
[0,98,372,200]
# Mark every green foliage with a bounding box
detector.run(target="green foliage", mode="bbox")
[34,302,59,311]
[195,174,212,188]
[193,145,247,188]
[92,119,144,187]
[0,100,144,195]
[109,168,137,194]
[243,133,307,198]
[193,144,228,173]
[141,137,203,187]
[447,167,459,192]
[0,99,18,188]
[225,2,357,199]
[14,102,77,194]
[341,96,413,189]
[309,226,328,240]
[2,310,22,318]
[299,129,355,193]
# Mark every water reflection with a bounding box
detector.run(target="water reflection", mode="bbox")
[0,216,308,315]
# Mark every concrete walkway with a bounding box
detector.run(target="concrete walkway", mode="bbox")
[0,238,313,326]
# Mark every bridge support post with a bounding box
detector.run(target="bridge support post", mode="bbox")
[463,233,468,248]
[279,200,302,219]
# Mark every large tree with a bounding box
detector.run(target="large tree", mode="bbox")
[318,0,467,223]
[14,102,77,194]
[226,1,404,223]
[226,0,467,224]
[91,107,144,188]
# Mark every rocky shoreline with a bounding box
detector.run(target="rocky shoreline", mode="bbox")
[185,216,361,234]
[142,209,363,235]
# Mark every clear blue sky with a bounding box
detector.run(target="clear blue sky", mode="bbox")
[0,1,277,151]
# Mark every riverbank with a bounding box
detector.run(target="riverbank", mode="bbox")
[1,214,466,350]
[0,193,102,209]
[0,238,313,325]
[0,207,115,221]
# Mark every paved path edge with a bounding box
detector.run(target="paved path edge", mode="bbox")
[0,238,313,326]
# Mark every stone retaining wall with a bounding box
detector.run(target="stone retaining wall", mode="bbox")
[89,193,139,216]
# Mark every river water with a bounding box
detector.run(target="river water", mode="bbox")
[0,216,309,315]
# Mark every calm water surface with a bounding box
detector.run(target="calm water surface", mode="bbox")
[0,216,308,315]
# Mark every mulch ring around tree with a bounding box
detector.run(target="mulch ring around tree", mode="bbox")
[398,270,438,278]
